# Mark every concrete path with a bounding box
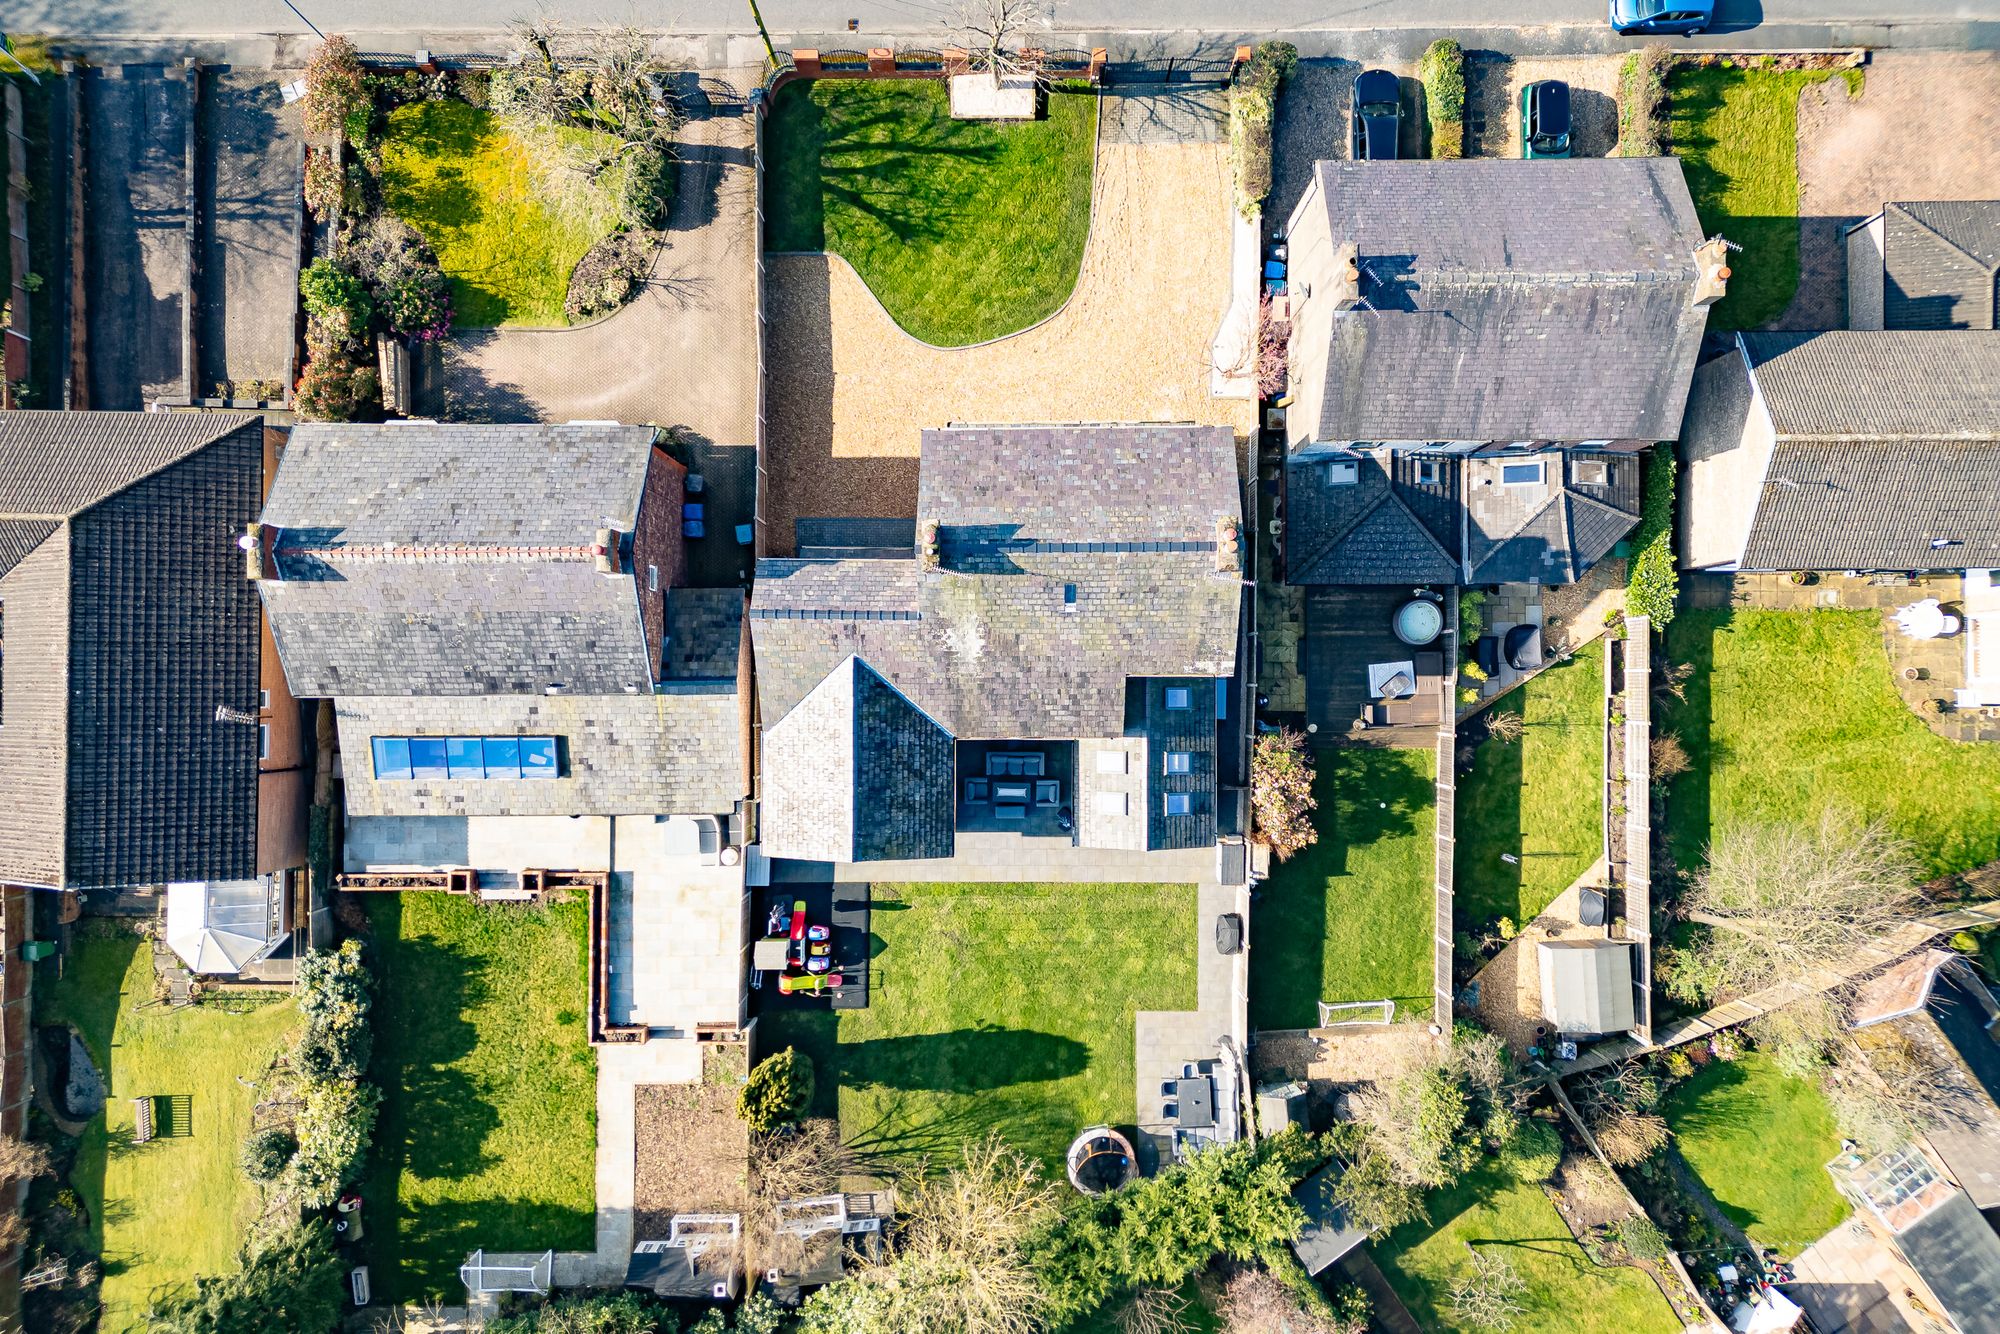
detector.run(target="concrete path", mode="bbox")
[439,67,760,440]
[195,66,302,395]
[83,63,191,409]
[1134,880,1249,1143]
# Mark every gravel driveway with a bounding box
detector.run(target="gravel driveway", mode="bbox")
[763,88,1256,555]
[1779,53,2000,329]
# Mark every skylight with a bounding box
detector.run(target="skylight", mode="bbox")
[372,736,560,781]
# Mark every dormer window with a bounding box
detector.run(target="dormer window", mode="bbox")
[1415,459,1442,486]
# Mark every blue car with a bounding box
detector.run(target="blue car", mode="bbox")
[1609,0,1713,35]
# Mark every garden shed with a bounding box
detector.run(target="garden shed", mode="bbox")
[1537,938,1636,1037]
[1290,1163,1371,1275]
[165,877,284,975]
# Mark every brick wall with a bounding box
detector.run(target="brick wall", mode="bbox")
[631,447,688,680]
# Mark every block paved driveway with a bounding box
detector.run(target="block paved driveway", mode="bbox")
[439,67,759,448]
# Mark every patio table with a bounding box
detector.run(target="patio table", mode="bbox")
[1367,659,1418,700]
[994,781,1031,803]
[1173,1076,1216,1130]
[1895,599,1950,640]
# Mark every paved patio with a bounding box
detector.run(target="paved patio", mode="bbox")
[1134,879,1248,1165]
[762,85,1255,554]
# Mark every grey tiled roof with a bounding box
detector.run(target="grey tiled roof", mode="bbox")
[759,656,954,863]
[1465,452,1641,585]
[260,423,662,697]
[1884,201,2000,331]
[1286,452,1459,585]
[665,588,745,680]
[1728,333,2000,570]
[335,688,744,818]
[0,412,264,889]
[1142,678,1218,851]
[1742,331,2000,436]
[751,425,1242,740]
[1306,159,1706,442]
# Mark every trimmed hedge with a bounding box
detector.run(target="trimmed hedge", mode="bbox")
[1626,447,1679,628]
[1617,44,1671,157]
[1419,39,1465,159]
[1229,41,1298,218]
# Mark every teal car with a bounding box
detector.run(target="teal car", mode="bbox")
[1521,80,1573,159]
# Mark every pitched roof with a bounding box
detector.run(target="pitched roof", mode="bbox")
[1465,452,1642,584]
[1733,333,2000,571]
[1285,452,1459,585]
[259,423,660,696]
[1893,1190,2000,1331]
[335,688,744,818]
[750,425,1241,740]
[1883,200,2000,331]
[1305,158,1707,442]
[0,411,265,889]
[760,657,955,863]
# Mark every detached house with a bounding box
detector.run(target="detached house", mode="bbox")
[1280,159,1722,589]
[1847,200,2000,331]
[0,412,307,973]
[258,423,753,1044]
[750,424,1243,868]
[1679,332,2000,576]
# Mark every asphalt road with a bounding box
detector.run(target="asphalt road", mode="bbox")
[10,0,1997,43]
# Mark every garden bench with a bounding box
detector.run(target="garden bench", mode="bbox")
[132,1097,155,1144]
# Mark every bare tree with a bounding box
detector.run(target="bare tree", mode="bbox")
[1117,1285,1195,1334]
[1485,710,1525,743]
[1449,1248,1526,1332]
[1680,814,1921,999]
[1649,732,1691,781]
[853,1135,1059,1334]
[0,1134,51,1184]
[953,0,1056,87]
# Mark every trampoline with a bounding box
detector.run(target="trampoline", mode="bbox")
[1065,1126,1138,1195]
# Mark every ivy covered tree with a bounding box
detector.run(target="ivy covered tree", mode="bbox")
[1251,728,1318,862]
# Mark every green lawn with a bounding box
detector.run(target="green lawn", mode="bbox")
[1376,1164,1678,1334]
[362,894,597,1302]
[1250,748,1435,1030]
[1663,1052,1851,1251]
[1665,610,2000,877]
[1456,640,1604,928]
[44,926,298,1333]
[757,883,1195,1171]
[764,79,1096,346]
[380,100,624,327]
[1668,64,1857,331]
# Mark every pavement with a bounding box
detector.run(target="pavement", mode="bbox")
[83,62,191,409]
[195,66,303,397]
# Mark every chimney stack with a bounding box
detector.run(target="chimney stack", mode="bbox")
[1331,242,1364,312]
[1692,237,1733,308]
[240,522,272,580]
[592,526,626,576]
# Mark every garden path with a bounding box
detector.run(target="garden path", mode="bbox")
[439,66,759,445]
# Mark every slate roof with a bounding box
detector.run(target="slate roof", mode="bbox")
[259,423,660,697]
[751,425,1241,740]
[1894,1190,2000,1333]
[760,657,955,863]
[1733,333,2000,571]
[1305,159,1707,442]
[1285,452,1459,585]
[1882,201,2000,331]
[1286,449,1639,586]
[664,588,744,680]
[0,411,265,889]
[335,687,743,818]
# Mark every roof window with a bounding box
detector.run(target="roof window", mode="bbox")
[1164,793,1193,817]
[1500,461,1545,486]
[1164,687,1192,710]
[372,735,560,781]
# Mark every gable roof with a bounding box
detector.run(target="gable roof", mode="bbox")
[1465,452,1642,584]
[0,411,265,889]
[1285,452,1459,585]
[750,425,1241,740]
[1882,200,2000,330]
[1732,332,2000,571]
[760,657,955,863]
[258,423,660,696]
[1304,158,1707,442]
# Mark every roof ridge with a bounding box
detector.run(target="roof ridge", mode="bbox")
[273,540,602,565]
[1290,487,1390,584]
[1378,489,1455,565]
[1468,491,1564,582]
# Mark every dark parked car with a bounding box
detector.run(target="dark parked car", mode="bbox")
[1351,69,1403,161]
[1608,0,1714,35]
[1521,79,1572,158]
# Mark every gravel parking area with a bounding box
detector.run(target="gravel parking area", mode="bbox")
[763,95,1256,554]
[1466,55,1625,159]
[1778,53,2000,330]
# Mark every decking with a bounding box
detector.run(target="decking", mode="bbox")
[1304,586,1449,748]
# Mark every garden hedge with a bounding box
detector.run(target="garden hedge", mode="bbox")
[1229,41,1298,218]
[1617,44,1671,157]
[1626,448,1679,628]
[1419,39,1465,159]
